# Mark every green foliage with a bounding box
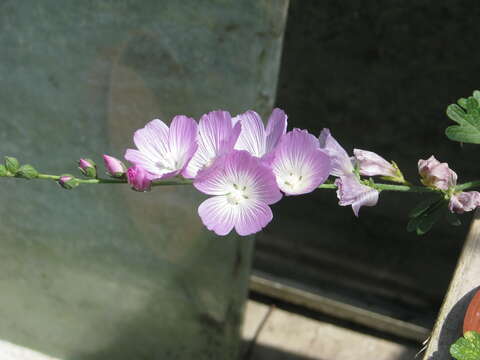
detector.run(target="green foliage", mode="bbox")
[446,90,480,144]
[407,197,447,235]
[451,331,480,360]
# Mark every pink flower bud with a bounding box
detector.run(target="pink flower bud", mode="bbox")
[58,174,79,190]
[449,191,480,214]
[103,154,126,178]
[78,158,97,178]
[418,156,457,190]
[353,149,397,177]
[127,166,152,192]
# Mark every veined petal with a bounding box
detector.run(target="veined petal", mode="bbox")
[167,115,198,176]
[265,108,287,154]
[198,196,237,236]
[354,149,397,177]
[449,191,480,214]
[133,119,169,158]
[272,129,331,195]
[234,110,266,157]
[319,128,354,177]
[184,110,239,178]
[124,149,162,176]
[335,175,379,216]
[235,200,273,236]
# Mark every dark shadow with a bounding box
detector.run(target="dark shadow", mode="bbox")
[427,286,480,360]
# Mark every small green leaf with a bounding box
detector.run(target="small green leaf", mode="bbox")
[409,197,442,218]
[458,97,469,109]
[445,91,480,144]
[450,331,480,360]
[4,156,19,174]
[16,164,38,179]
[446,125,480,144]
[466,97,479,113]
[406,200,447,235]
[446,211,462,226]
[473,90,480,103]
[447,104,468,126]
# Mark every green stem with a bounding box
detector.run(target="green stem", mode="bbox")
[10,172,480,193]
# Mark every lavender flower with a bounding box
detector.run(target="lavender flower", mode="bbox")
[353,149,397,178]
[234,108,287,163]
[418,156,457,191]
[103,155,127,178]
[78,158,97,178]
[449,191,480,214]
[319,129,379,215]
[183,110,240,179]
[194,150,282,236]
[125,115,198,180]
[127,166,152,192]
[271,129,331,195]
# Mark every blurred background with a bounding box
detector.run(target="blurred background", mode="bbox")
[0,1,478,359]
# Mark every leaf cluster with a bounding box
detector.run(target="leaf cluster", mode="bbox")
[451,331,480,360]
[407,196,460,235]
[446,90,480,144]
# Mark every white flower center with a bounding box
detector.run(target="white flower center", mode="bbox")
[227,183,249,205]
[283,172,303,191]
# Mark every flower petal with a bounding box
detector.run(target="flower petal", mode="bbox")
[133,119,169,158]
[234,110,266,157]
[184,110,240,178]
[449,191,480,214]
[335,175,379,216]
[319,128,354,177]
[124,149,161,176]
[265,108,288,154]
[272,129,331,195]
[418,155,457,190]
[353,149,396,177]
[235,200,273,236]
[166,115,198,176]
[198,196,237,236]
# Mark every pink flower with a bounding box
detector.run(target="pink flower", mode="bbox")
[271,129,331,195]
[318,128,354,177]
[194,150,282,236]
[103,155,126,178]
[353,149,397,177]
[125,115,198,180]
[418,156,457,190]
[183,110,240,179]
[335,175,379,217]
[127,166,153,192]
[319,129,379,215]
[449,191,480,214]
[78,158,97,178]
[234,108,287,163]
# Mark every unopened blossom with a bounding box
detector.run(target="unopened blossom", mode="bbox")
[353,149,397,178]
[234,108,287,163]
[103,155,127,178]
[125,115,198,179]
[194,150,282,236]
[449,191,480,214]
[78,158,97,178]
[319,129,379,215]
[184,110,240,178]
[418,156,457,191]
[335,174,379,216]
[58,175,79,190]
[271,129,331,195]
[127,165,152,192]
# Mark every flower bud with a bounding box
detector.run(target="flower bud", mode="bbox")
[78,158,97,178]
[449,191,480,214]
[353,149,398,178]
[103,155,127,178]
[4,156,19,174]
[16,164,38,179]
[127,166,152,192]
[418,156,457,191]
[58,174,79,190]
[0,165,7,177]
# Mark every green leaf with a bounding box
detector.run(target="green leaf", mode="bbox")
[409,197,442,218]
[4,156,19,174]
[445,92,480,144]
[451,331,480,360]
[406,200,447,235]
[16,164,38,179]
